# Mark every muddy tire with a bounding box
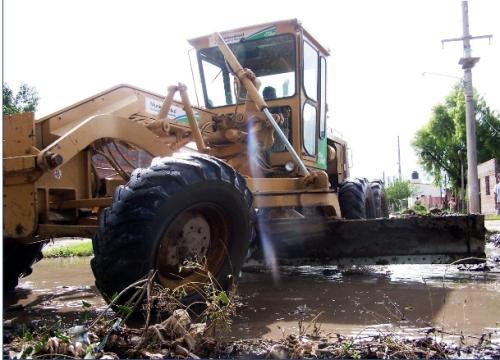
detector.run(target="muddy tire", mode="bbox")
[91,154,254,307]
[370,181,389,218]
[4,240,44,292]
[338,178,374,219]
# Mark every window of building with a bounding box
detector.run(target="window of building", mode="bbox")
[485,176,490,195]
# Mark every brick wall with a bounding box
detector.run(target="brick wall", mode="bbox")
[478,158,499,215]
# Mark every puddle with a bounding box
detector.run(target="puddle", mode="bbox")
[4,257,106,325]
[234,244,500,344]
[234,266,500,344]
[4,246,500,345]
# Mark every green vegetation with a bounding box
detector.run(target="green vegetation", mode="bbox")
[486,214,500,221]
[385,179,415,211]
[3,82,40,115]
[413,83,500,193]
[412,203,428,215]
[43,241,93,258]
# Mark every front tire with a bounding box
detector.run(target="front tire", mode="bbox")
[91,154,253,306]
[338,178,374,219]
[370,180,389,218]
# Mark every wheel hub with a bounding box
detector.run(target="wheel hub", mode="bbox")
[156,204,229,288]
[165,213,211,267]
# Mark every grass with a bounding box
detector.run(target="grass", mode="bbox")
[485,214,500,220]
[43,240,93,258]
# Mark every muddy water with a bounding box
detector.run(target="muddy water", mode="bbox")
[235,259,500,343]
[4,257,106,325]
[4,245,500,344]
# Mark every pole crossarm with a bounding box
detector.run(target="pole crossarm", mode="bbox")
[442,34,492,45]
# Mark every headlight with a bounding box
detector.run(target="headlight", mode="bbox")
[284,160,296,172]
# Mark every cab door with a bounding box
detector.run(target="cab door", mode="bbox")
[301,40,328,170]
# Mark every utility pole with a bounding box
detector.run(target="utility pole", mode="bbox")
[397,136,402,181]
[460,159,465,212]
[441,1,492,214]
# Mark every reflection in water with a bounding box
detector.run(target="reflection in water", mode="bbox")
[255,220,280,284]
[246,119,279,283]
[4,257,106,325]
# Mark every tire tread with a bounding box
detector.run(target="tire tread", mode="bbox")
[91,154,253,304]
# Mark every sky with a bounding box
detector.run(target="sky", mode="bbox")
[3,0,499,182]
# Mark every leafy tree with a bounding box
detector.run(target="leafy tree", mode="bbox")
[413,83,500,192]
[385,179,415,211]
[3,82,40,115]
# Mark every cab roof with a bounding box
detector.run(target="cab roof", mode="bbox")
[188,19,330,56]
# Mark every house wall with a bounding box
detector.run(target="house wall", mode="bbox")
[478,158,499,215]
[409,180,444,209]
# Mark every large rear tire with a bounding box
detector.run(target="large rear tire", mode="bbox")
[338,178,374,219]
[4,240,44,292]
[91,154,254,306]
[370,180,389,218]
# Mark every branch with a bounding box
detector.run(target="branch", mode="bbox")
[420,150,452,174]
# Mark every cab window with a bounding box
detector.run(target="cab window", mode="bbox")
[198,34,296,108]
[319,57,327,138]
[302,41,319,156]
[201,59,234,107]
[303,41,318,101]
[303,102,317,156]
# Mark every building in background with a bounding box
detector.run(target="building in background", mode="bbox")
[408,171,444,209]
[478,158,499,215]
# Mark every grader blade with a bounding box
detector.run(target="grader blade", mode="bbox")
[256,215,485,266]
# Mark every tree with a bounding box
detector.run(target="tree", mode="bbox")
[385,179,415,211]
[413,83,500,192]
[3,82,40,115]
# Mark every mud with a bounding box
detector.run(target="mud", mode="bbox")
[4,244,500,347]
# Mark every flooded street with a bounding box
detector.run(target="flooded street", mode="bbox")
[234,254,500,344]
[4,257,106,325]
[5,244,500,346]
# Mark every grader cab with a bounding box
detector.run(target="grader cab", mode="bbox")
[3,19,484,303]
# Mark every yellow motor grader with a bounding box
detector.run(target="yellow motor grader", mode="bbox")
[3,20,484,302]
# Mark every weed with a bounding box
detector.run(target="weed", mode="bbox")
[341,340,353,352]
[43,241,93,258]
[413,203,429,215]
[79,300,92,322]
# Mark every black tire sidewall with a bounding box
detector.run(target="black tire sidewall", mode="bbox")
[339,179,368,219]
[364,184,376,219]
[92,155,254,308]
[370,182,382,218]
[370,181,389,218]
